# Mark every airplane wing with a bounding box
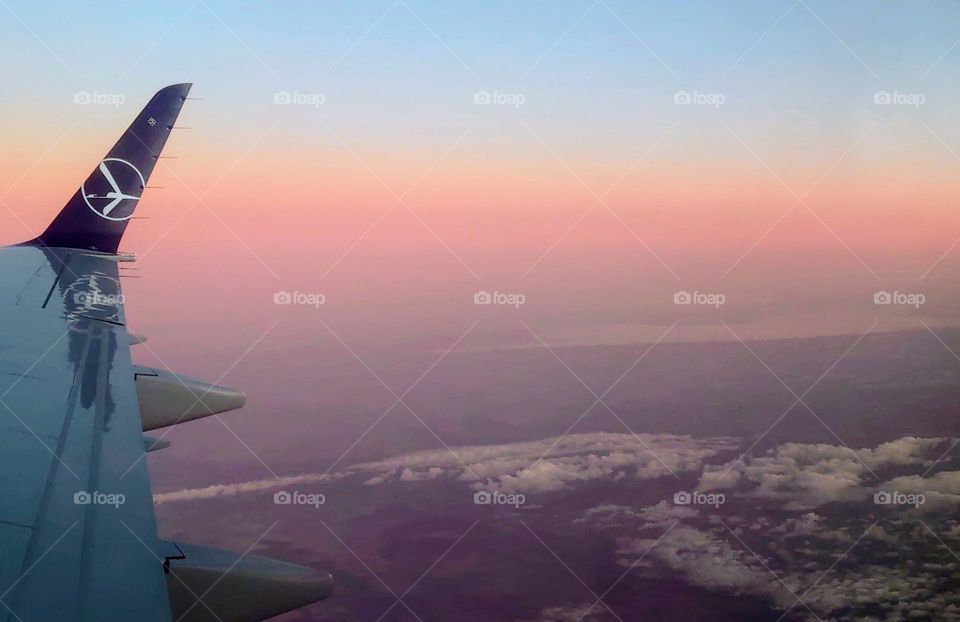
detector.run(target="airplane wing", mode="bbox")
[0,85,331,621]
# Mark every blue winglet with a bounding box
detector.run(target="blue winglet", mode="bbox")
[26,83,192,253]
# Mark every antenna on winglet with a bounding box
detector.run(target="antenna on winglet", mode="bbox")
[23,83,193,254]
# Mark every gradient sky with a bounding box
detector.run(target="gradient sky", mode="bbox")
[2,1,960,366]
[3,0,960,492]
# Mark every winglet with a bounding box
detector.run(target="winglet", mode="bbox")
[25,83,192,253]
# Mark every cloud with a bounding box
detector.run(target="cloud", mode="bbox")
[698,436,949,510]
[525,604,605,622]
[156,434,950,512]
[617,525,785,602]
[768,513,852,542]
[637,500,698,527]
[154,472,339,504]
[615,520,960,619]
[157,432,960,620]
[399,466,444,482]
[594,437,959,620]
[880,469,960,512]
[863,437,951,469]
[354,432,740,495]
[156,432,739,503]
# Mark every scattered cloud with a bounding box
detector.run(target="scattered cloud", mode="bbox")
[881,469,960,512]
[156,433,960,620]
[618,525,784,601]
[353,432,740,495]
[156,432,739,503]
[699,437,949,509]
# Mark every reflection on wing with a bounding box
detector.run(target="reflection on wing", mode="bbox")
[0,246,171,621]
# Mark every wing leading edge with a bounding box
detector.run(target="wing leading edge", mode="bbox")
[0,86,332,621]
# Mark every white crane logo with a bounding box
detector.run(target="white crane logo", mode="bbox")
[82,158,145,221]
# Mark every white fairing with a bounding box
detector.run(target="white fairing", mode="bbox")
[166,542,333,622]
[134,366,245,431]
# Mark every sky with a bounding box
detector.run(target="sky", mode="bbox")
[2,0,960,362]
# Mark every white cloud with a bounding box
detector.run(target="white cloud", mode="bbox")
[615,522,960,619]
[880,469,960,512]
[154,472,338,504]
[617,525,785,602]
[768,513,852,542]
[596,437,958,621]
[398,466,444,482]
[637,500,698,527]
[156,432,738,503]
[354,432,739,496]
[525,604,605,622]
[699,437,948,509]
[156,431,960,620]
[883,469,960,494]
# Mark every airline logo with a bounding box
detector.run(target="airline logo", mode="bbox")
[82,158,145,221]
